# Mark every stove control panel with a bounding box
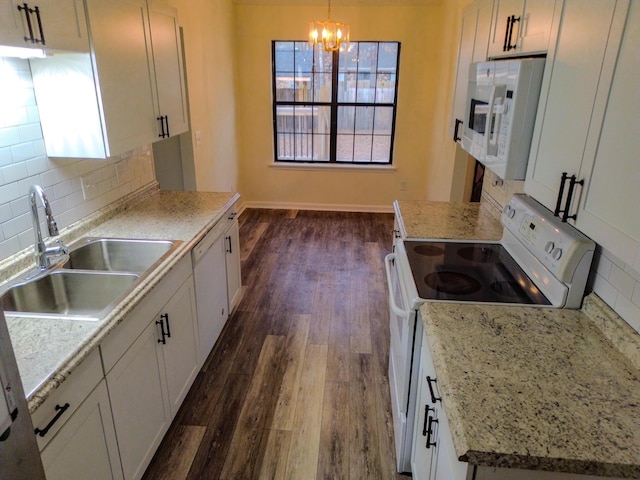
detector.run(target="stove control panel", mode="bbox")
[502,195,595,283]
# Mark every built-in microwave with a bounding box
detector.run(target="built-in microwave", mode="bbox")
[461,58,545,180]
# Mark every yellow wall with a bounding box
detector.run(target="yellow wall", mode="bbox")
[162,0,239,193]
[235,2,460,209]
[163,0,470,207]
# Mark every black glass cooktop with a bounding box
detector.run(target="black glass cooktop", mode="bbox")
[404,241,551,305]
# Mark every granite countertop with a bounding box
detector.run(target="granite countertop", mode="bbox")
[420,296,640,478]
[393,199,640,477]
[3,186,240,413]
[393,200,503,240]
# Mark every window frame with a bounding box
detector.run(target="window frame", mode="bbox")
[271,40,401,165]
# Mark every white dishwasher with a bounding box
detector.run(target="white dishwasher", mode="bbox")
[192,219,229,366]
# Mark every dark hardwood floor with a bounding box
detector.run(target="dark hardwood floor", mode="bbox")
[142,208,409,480]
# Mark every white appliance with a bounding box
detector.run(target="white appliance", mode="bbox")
[462,58,545,180]
[0,303,47,479]
[384,194,595,473]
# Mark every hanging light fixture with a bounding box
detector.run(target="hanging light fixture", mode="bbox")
[308,0,350,52]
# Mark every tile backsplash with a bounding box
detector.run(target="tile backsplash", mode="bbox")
[482,170,640,333]
[0,56,155,265]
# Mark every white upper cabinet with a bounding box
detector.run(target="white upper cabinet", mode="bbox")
[525,0,639,267]
[450,0,494,143]
[574,0,640,267]
[0,0,88,52]
[487,0,560,58]
[29,0,188,159]
[148,1,189,138]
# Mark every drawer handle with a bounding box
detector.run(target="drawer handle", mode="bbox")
[34,403,70,437]
[227,211,237,220]
[426,376,441,404]
[422,405,435,436]
[426,415,438,448]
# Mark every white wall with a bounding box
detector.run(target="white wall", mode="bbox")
[0,57,155,264]
[482,171,640,333]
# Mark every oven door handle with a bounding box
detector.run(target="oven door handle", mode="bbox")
[384,253,412,319]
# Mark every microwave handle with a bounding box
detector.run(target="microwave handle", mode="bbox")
[484,85,507,156]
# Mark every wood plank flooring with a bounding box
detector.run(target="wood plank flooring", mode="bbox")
[142,209,409,480]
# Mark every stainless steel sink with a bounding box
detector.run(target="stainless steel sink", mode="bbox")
[1,271,139,320]
[63,238,176,273]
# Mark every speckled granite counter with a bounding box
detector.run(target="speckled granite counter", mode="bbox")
[420,294,640,477]
[3,186,239,413]
[393,200,503,240]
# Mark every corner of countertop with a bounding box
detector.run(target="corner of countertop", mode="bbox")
[582,293,640,370]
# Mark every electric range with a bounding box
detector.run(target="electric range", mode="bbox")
[384,194,595,473]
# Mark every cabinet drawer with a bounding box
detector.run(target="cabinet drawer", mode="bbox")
[100,254,192,373]
[192,203,238,262]
[31,348,103,451]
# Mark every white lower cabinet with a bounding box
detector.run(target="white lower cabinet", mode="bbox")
[32,349,122,480]
[107,319,171,480]
[102,256,199,480]
[224,216,242,312]
[39,380,122,480]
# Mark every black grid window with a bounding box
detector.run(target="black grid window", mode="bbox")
[272,41,400,164]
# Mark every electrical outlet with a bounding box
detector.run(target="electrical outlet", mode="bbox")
[400,181,407,192]
[116,159,130,184]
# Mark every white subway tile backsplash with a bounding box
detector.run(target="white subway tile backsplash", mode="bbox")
[2,162,28,183]
[0,57,156,267]
[482,176,640,333]
[10,142,36,163]
[0,127,21,148]
[609,264,636,299]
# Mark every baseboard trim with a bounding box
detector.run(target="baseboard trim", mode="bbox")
[238,200,394,214]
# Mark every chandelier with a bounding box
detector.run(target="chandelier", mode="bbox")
[308,0,350,52]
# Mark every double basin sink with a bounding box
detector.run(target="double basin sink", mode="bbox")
[1,238,181,321]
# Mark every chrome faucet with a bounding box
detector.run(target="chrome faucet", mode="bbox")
[29,184,68,270]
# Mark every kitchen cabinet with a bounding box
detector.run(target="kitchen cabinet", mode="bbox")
[148,1,189,138]
[192,203,242,366]
[524,0,638,266]
[225,213,242,312]
[487,0,560,58]
[102,256,199,480]
[411,326,468,480]
[32,350,122,480]
[39,380,123,480]
[450,0,494,143]
[0,0,88,52]
[30,0,188,159]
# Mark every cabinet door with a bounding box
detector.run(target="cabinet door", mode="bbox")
[0,1,24,47]
[194,232,228,365]
[575,0,639,267]
[159,277,200,416]
[225,219,242,312]
[488,0,524,57]
[411,362,439,480]
[40,380,123,480]
[488,0,557,58]
[107,320,170,480]
[524,0,624,210]
[148,1,188,137]
[84,0,158,156]
[450,0,494,142]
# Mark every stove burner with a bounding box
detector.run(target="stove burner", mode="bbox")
[457,246,500,263]
[413,244,444,257]
[491,281,525,298]
[424,271,481,296]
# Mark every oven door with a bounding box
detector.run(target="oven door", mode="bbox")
[384,252,421,473]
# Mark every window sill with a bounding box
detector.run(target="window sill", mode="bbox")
[269,162,397,173]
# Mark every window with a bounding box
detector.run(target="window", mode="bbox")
[272,41,400,165]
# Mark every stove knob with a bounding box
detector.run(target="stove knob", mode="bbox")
[544,241,555,254]
[551,247,563,261]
